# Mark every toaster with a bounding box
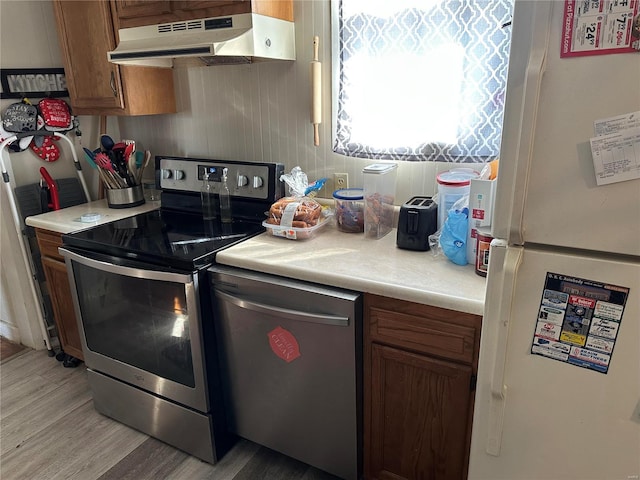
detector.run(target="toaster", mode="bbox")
[396,196,438,251]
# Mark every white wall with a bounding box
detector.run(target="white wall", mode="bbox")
[0,1,100,348]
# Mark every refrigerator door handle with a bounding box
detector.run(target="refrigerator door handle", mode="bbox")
[485,240,523,456]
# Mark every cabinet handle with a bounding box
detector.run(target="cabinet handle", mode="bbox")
[59,247,196,284]
[110,71,117,97]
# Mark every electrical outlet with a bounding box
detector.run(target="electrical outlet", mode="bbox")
[334,173,349,189]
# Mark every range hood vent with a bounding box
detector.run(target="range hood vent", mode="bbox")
[108,13,295,68]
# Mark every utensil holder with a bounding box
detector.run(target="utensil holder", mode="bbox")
[107,185,145,209]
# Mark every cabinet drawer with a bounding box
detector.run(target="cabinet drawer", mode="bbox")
[366,297,480,365]
[36,229,64,262]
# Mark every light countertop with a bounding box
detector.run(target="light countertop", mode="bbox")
[216,225,487,315]
[25,199,160,234]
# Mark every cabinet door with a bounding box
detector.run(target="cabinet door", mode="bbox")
[53,0,176,115]
[114,0,251,28]
[41,256,84,361]
[52,0,125,112]
[172,1,243,11]
[115,0,171,19]
[369,343,472,480]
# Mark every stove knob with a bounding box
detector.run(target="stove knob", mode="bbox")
[237,174,249,187]
[161,169,172,179]
[174,170,185,180]
[253,176,264,189]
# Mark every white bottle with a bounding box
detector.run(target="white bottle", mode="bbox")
[220,168,232,223]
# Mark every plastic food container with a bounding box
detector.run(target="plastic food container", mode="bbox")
[363,163,398,239]
[436,168,479,230]
[333,188,364,233]
[262,216,329,240]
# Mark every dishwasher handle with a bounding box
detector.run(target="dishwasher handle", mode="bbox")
[214,289,350,327]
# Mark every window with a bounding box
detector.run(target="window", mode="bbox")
[332,0,514,162]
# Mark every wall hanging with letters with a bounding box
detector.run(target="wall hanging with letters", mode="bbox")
[0,68,68,99]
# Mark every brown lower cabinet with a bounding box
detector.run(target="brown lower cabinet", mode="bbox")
[35,229,84,361]
[364,294,482,480]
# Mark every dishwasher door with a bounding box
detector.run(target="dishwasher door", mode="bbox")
[209,265,362,480]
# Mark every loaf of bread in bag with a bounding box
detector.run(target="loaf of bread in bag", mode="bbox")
[268,197,322,227]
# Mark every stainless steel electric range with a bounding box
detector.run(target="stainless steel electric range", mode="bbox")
[59,156,284,463]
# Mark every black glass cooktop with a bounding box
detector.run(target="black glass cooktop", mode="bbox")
[62,209,264,271]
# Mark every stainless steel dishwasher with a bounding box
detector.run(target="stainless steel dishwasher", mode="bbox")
[208,265,362,480]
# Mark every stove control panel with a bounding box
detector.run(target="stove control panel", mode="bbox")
[158,157,282,200]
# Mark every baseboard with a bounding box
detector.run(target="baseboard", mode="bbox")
[0,320,20,343]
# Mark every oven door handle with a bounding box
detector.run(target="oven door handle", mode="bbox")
[59,247,195,284]
[215,290,350,327]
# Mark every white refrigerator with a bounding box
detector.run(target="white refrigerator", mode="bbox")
[468,1,640,479]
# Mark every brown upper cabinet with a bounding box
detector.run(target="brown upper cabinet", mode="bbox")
[113,1,294,29]
[52,0,176,116]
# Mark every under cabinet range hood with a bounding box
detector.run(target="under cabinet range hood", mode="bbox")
[108,13,295,67]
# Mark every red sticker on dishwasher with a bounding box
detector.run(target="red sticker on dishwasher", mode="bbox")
[268,326,301,363]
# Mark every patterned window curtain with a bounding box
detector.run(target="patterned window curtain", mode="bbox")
[333,0,514,162]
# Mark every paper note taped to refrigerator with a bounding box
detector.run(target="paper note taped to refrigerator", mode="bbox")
[590,125,640,186]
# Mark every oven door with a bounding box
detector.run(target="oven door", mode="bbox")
[60,247,209,412]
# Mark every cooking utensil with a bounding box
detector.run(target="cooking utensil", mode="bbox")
[127,152,138,182]
[122,142,138,184]
[82,147,114,188]
[82,147,97,168]
[100,134,114,152]
[124,142,135,164]
[310,35,322,146]
[109,149,134,187]
[134,150,144,169]
[94,154,119,188]
[91,157,113,189]
[95,152,126,188]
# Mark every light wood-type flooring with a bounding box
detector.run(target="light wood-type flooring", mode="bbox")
[0,349,341,480]
[0,337,26,362]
